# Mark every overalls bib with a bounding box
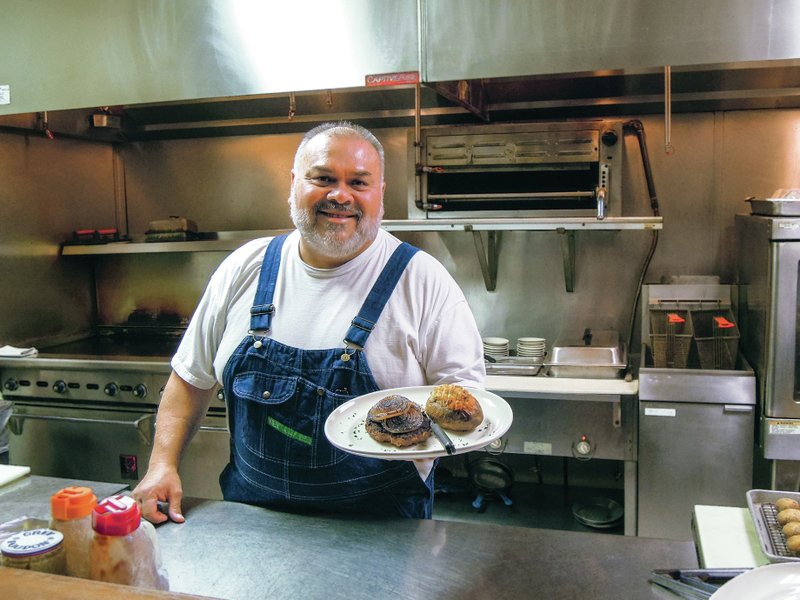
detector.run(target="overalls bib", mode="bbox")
[219,234,434,518]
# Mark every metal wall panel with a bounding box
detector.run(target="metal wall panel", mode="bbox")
[0,132,116,345]
[423,0,800,81]
[0,0,419,115]
[2,108,800,354]
[111,110,800,353]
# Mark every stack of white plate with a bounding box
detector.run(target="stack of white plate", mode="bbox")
[517,337,546,358]
[483,337,510,358]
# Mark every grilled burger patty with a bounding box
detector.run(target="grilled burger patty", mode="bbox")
[366,394,432,447]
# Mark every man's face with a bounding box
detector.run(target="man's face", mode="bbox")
[289,133,385,268]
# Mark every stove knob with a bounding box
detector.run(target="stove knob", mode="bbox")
[573,435,593,460]
[4,378,18,392]
[601,129,619,146]
[132,384,148,399]
[52,380,67,394]
[104,382,118,397]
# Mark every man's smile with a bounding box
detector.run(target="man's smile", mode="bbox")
[316,202,361,222]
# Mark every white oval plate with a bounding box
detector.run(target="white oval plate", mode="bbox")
[324,386,513,460]
[710,563,800,599]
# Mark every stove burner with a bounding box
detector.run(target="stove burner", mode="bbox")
[38,327,185,360]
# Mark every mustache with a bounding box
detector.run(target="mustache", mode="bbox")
[314,200,362,218]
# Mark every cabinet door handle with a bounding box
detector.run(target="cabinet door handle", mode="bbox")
[723,404,754,414]
[9,413,154,445]
[198,425,228,433]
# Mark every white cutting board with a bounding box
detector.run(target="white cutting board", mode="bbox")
[694,505,770,568]
[0,464,31,487]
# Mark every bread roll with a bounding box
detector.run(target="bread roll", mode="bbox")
[788,535,800,554]
[776,497,800,512]
[777,508,800,525]
[784,521,800,537]
[425,384,483,432]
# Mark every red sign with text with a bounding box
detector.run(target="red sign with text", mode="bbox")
[365,71,420,87]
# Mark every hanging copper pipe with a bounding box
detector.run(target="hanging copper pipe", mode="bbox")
[664,65,674,155]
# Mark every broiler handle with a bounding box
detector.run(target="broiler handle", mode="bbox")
[596,186,607,220]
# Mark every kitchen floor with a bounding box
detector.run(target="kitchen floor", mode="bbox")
[432,473,625,534]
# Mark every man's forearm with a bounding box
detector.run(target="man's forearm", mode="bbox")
[149,371,215,468]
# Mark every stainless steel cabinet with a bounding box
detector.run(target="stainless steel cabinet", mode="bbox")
[638,385,755,540]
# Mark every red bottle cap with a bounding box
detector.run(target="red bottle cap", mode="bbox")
[51,486,97,520]
[92,494,141,536]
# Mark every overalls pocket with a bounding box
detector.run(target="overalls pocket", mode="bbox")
[231,371,349,468]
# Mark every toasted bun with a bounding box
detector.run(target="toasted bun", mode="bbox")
[425,384,483,432]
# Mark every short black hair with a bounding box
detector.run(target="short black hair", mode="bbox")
[294,121,384,177]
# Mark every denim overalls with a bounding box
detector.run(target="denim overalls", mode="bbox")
[219,234,434,518]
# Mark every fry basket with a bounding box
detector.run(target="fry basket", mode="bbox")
[689,309,740,370]
[649,309,693,368]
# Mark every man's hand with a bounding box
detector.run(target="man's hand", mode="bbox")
[132,462,185,524]
[132,371,215,524]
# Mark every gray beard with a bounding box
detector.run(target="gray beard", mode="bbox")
[289,191,383,261]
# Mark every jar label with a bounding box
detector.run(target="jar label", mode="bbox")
[0,528,64,557]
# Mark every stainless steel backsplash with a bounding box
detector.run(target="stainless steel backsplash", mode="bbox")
[2,109,799,351]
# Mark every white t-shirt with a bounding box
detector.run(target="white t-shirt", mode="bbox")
[172,228,485,392]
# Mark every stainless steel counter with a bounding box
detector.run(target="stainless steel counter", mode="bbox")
[0,474,128,524]
[159,496,697,600]
[0,476,698,599]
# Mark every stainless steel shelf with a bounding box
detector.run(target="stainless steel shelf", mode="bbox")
[381,217,663,232]
[389,217,662,292]
[61,218,661,255]
[60,230,292,256]
[60,217,662,292]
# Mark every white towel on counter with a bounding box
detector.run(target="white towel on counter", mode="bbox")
[0,345,38,357]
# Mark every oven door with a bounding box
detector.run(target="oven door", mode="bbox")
[767,240,800,420]
[7,400,156,484]
[179,409,230,500]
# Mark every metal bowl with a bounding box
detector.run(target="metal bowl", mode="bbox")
[571,497,624,529]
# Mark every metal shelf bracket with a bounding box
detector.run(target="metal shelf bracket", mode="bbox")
[557,228,576,293]
[466,226,500,291]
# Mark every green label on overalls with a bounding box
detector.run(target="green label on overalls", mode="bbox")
[267,416,312,445]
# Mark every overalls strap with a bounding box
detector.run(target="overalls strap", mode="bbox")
[344,242,419,350]
[249,234,289,334]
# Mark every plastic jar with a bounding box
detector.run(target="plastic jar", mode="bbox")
[89,494,169,590]
[0,528,66,574]
[50,485,97,578]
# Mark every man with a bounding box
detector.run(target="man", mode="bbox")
[132,122,485,522]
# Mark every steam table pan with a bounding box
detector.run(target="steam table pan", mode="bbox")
[747,198,800,216]
[747,489,800,562]
[545,330,627,379]
[485,356,543,376]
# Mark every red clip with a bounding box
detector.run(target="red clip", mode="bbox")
[713,316,735,329]
[667,313,685,324]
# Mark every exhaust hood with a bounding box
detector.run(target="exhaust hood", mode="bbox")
[1,1,800,140]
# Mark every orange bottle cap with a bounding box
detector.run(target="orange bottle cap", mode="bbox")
[51,486,97,520]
